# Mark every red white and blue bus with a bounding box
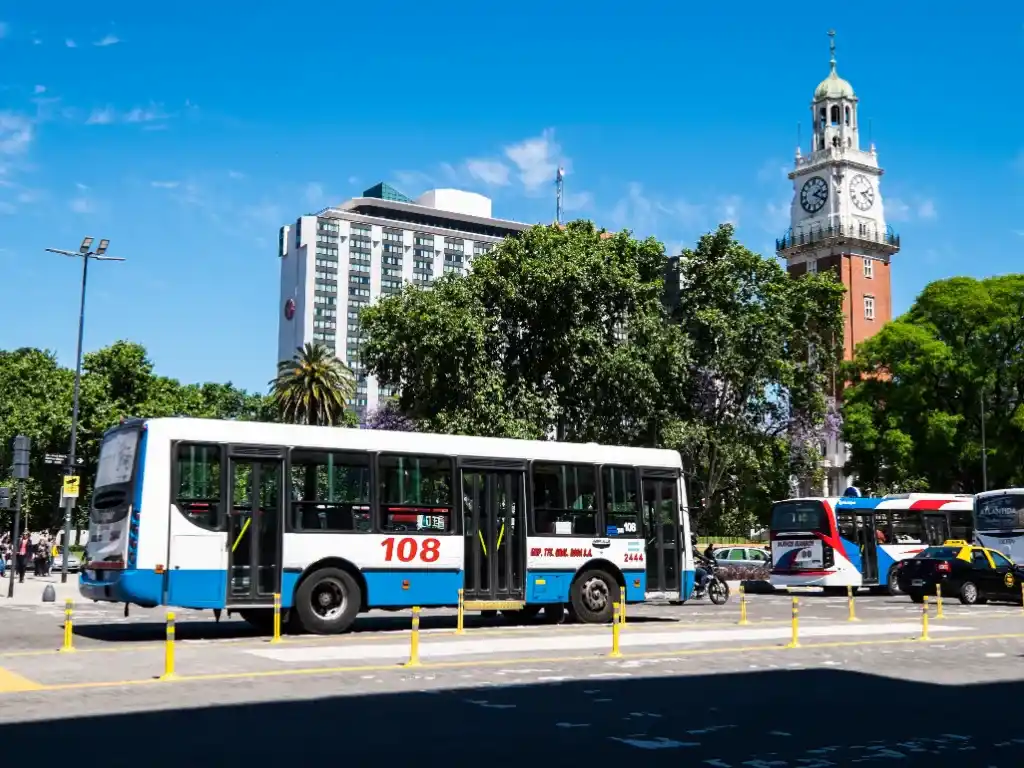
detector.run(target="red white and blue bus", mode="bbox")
[769,494,973,593]
[80,418,694,633]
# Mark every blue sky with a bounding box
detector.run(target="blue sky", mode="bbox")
[1,1,1021,394]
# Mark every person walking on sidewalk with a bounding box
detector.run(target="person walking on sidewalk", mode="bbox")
[16,531,32,583]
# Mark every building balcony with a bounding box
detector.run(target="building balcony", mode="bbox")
[776,223,900,257]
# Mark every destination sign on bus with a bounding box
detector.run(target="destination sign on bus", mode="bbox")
[771,538,824,569]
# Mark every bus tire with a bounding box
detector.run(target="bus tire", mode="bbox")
[887,565,903,596]
[294,567,361,635]
[570,569,617,624]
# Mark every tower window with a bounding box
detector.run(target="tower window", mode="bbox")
[864,296,875,321]
[807,259,818,275]
[819,108,826,129]
[845,106,851,125]
[830,105,840,125]
[863,258,873,279]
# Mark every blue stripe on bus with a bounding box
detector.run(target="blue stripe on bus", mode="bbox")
[526,571,572,602]
[834,498,884,509]
[681,568,695,601]
[133,427,147,514]
[876,547,897,584]
[840,537,863,573]
[364,570,462,607]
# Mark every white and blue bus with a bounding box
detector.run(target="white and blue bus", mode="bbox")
[80,418,693,633]
[974,488,1024,561]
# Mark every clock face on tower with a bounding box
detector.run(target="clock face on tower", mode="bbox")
[800,176,828,214]
[849,174,875,211]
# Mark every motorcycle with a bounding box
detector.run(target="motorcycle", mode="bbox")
[691,563,730,605]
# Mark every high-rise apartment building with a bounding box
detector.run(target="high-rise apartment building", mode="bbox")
[277,184,530,418]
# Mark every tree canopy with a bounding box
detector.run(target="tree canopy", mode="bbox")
[361,221,846,534]
[269,342,358,427]
[0,341,271,534]
[843,274,1024,493]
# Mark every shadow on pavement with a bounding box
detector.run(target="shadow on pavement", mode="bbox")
[72,610,676,643]
[1,668,1019,766]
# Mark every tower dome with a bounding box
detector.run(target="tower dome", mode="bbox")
[813,30,856,101]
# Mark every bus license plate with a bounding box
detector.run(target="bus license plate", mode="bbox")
[912,579,924,587]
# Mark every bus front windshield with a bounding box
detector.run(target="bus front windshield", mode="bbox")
[976,493,1024,531]
[771,500,828,533]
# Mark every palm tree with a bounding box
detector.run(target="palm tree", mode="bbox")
[269,343,357,426]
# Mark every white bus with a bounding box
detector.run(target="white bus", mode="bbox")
[80,418,694,633]
[974,488,1024,561]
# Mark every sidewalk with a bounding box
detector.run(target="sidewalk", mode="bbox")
[0,574,80,606]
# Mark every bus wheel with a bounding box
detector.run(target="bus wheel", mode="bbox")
[887,566,903,596]
[295,567,361,634]
[570,569,617,624]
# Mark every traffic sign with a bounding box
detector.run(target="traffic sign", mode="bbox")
[62,475,81,498]
[44,453,84,467]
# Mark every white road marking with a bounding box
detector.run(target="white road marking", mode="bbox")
[243,621,975,664]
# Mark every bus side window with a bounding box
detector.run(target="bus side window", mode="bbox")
[378,454,454,533]
[837,513,855,542]
[531,463,597,536]
[602,466,640,536]
[875,511,892,544]
[890,512,923,544]
[174,443,222,531]
[290,450,371,532]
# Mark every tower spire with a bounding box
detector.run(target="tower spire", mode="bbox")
[828,29,837,73]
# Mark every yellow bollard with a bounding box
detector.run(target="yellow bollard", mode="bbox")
[847,585,859,622]
[785,596,800,648]
[918,595,930,641]
[456,588,465,634]
[270,593,282,644]
[738,583,748,625]
[404,606,422,667]
[60,598,75,653]
[934,583,944,620]
[619,586,627,627]
[608,602,623,658]
[160,612,177,680]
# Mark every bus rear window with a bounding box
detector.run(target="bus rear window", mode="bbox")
[916,547,960,560]
[771,501,828,532]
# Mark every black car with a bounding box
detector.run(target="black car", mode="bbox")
[895,540,1024,605]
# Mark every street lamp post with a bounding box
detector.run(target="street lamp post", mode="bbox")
[46,237,125,583]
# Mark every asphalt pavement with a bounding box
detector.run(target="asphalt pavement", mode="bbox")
[2,590,1024,766]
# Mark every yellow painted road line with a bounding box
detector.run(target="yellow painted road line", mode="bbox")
[3,630,1023,696]
[0,667,43,693]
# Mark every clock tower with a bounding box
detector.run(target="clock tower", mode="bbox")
[777,30,900,363]
[776,31,901,496]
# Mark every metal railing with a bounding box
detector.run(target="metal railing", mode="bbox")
[776,224,900,253]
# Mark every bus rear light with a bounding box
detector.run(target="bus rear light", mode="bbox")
[90,560,126,571]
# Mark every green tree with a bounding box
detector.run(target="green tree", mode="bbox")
[270,342,358,427]
[361,220,688,444]
[664,225,845,532]
[842,274,1024,493]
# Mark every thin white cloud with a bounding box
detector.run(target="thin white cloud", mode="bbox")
[757,159,790,184]
[304,182,325,207]
[465,159,510,186]
[65,38,77,48]
[150,180,179,189]
[886,198,911,221]
[562,191,593,212]
[228,170,245,180]
[917,199,937,220]
[716,195,742,226]
[391,170,434,193]
[887,197,937,223]
[124,104,166,123]
[504,129,563,193]
[85,107,115,125]
[70,197,95,214]
[347,175,359,186]
[609,183,736,236]
[34,85,46,95]
[94,34,120,47]
[0,113,33,156]
[75,182,89,190]
[32,38,41,46]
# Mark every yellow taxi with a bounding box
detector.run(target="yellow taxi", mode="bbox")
[894,540,1023,605]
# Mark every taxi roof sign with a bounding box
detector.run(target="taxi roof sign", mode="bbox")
[943,540,969,546]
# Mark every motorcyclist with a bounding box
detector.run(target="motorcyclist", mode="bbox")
[691,534,715,592]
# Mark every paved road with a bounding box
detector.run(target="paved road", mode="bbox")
[3,591,1024,766]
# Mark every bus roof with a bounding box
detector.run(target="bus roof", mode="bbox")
[131,417,684,469]
[975,488,1024,499]
[775,496,973,511]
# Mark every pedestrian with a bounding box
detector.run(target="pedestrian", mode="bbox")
[16,531,31,583]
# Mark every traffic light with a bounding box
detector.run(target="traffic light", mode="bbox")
[12,435,30,480]
[0,487,9,509]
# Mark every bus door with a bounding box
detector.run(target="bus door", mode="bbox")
[642,471,680,594]
[922,513,950,545]
[460,460,526,607]
[225,446,285,605]
[854,512,879,584]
